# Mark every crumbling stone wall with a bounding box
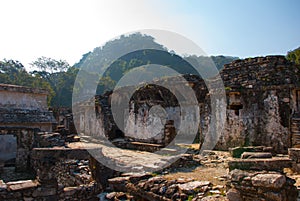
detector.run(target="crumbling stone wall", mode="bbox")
[211,87,291,153]
[75,56,299,153]
[30,148,102,200]
[0,84,56,131]
[227,169,298,201]
[0,127,36,171]
[202,56,299,153]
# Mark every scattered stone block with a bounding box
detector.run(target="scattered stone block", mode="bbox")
[63,186,80,196]
[7,180,39,191]
[226,188,242,201]
[121,172,152,184]
[108,176,130,192]
[241,152,272,159]
[177,181,211,194]
[229,146,274,158]
[251,173,286,189]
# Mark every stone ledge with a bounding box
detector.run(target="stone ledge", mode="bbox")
[6,180,39,191]
[31,147,91,160]
[0,84,49,95]
[228,158,292,172]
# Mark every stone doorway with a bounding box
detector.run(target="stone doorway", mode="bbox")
[0,127,37,171]
[0,135,17,167]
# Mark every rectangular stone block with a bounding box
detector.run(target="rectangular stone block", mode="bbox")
[288,148,300,163]
[7,180,39,191]
[228,158,292,172]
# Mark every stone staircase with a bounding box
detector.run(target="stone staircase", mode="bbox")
[291,117,300,147]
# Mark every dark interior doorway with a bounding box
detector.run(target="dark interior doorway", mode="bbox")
[0,135,17,167]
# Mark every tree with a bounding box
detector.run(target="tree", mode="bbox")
[30,56,69,73]
[30,57,72,107]
[30,57,71,89]
[50,67,79,107]
[287,47,300,65]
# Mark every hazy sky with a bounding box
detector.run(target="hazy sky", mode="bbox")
[0,0,299,67]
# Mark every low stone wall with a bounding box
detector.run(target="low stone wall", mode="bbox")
[226,169,298,201]
[0,179,98,201]
[30,147,102,200]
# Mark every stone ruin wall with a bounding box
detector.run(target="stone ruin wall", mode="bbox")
[0,84,48,110]
[0,84,56,131]
[75,56,300,154]
[0,84,56,171]
[211,56,300,153]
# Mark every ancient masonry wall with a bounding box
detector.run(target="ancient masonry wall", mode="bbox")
[0,84,56,131]
[75,56,299,153]
[0,127,35,171]
[212,56,299,153]
[0,84,56,171]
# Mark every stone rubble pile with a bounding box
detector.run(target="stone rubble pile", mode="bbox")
[52,159,92,187]
[105,173,229,201]
[226,169,298,201]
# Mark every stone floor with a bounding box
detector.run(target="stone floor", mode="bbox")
[68,136,190,173]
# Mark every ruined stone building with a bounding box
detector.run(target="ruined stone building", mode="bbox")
[216,56,300,153]
[0,84,55,130]
[1,56,300,201]
[0,84,56,170]
[76,55,300,154]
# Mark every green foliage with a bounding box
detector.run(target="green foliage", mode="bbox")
[49,67,79,107]
[30,56,69,73]
[287,47,300,65]
[30,58,78,107]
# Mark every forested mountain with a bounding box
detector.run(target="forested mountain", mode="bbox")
[75,33,238,93]
[1,33,239,107]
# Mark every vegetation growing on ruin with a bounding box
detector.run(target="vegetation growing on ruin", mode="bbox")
[287,46,300,65]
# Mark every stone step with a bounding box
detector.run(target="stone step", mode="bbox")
[241,152,272,159]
